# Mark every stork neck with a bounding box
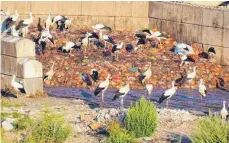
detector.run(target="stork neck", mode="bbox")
[12,76,15,82]
[51,64,54,71]
[99,31,103,39]
[223,102,226,109]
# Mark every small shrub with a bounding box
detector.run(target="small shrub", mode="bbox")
[1,112,22,120]
[1,101,24,107]
[14,115,34,130]
[24,108,71,143]
[124,97,158,138]
[191,115,229,143]
[107,122,136,143]
[12,112,22,118]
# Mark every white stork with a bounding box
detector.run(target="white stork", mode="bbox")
[92,24,112,32]
[45,11,52,29]
[10,25,19,37]
[186,66,197,88]
[44,62,55,81]
[112,82,130,108]
[2,10,19,33]
[146,83,153,97]
[60,41,79,55]
[221,101,228,121]
[94,74,111,106]
[158,81,176,108]
[16,12,34,37]
[138,62,152,85]
[198,79,207,103]
[112,42,123,61]
[11,75,26,95]
[99,31,114,48]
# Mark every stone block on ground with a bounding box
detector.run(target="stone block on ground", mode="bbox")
[1,55,36,76]
[182,5,203,25]
[1,35,35,57]
[202,27,223,46]
[202,8,223,28]
[17,59,43,78]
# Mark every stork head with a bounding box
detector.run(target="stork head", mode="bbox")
[199,79,203,83]
[171,81,175,86]
[107,74,111,79]
[12,75,16,80]
[223,101,226,104]
[193,66,197,70]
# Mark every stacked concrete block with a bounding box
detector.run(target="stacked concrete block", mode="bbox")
[1,34,43,94]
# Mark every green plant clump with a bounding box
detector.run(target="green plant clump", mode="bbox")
[191,115,229,143]
[23,108,72,143]
[14,115,34,130]
[124,97,158,138]
[106,122,136,143]
[1,101,24,107]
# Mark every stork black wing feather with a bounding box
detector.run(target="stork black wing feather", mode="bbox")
[158,94,169,104]
[94,87,105,96]
[18,88,26,94]
[112,91,125,101]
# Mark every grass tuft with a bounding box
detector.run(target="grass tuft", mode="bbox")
[190,115,229,143]
[124,97,158,138]
[106,121,136,143]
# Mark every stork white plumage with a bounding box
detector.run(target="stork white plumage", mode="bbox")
[158,81,176,108]
[39,28,54,44]
[61,41,76,55]
[146,84,153,97]
[198,79,207,103]
[186,66,197,88]
[112,42,123,61]
[146,30,167,47]
[221,101,228,121]
[11,75,26,95]
[2,10,19,33]
[16,12,34,37]
[82,33,90,58]
[94,74,111,106]
[99,31,114,48]
[139,62,152,85]
[112,83,130,108]
[64,18,72,29]
[51,15,65,26]
[45,11,52,29]
[10,25,19,37]
[44,62,55,81]
[92,24,112,32]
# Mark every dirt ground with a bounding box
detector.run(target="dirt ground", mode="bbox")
[1,96,199,143]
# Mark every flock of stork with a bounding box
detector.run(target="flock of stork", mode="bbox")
[1,8,228,120]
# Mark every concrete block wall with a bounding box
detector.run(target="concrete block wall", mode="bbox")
[149,2,229,65]
[1,34,43,94]
[1,1,229,65]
